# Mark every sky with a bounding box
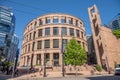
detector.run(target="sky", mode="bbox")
[0,0,120,51]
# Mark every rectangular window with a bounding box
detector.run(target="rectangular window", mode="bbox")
[28,44,30,52]
[53,53,59,66]
[53,39,59,48]
[36,54,41,65]
[39,19,43,25]
[32,42,35,51]
[33,31,36,40]
[53,27,59,35]
[34,22,37,29]
[70,28,74,36]
[62,27,67,36]
[82,42,85,47]
[46,18,50,24]
[44,40,50,48]
[76,30,80,37]
[53,17,58,24]
[38,29,42,37]
[29,33,32,40]
[45,53,50,65]
[62,39,67,52]
[45,27,50,36]
[68,18,73,24]
[37,40,42,49]
[81,32,84,38]
[61,17,66,24]
[76,20,79,27]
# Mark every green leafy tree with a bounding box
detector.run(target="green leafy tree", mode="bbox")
[64,37,87,70]
[113,29,120,38]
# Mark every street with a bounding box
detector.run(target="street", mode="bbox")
[3,75,120,80]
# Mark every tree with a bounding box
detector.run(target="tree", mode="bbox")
[64,37,87,72]
[113,29,120,38]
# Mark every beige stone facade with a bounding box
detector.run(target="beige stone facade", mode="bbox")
[88,5,120,70]
[19,13,87,71]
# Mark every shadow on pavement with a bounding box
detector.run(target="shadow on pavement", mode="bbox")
[86,75,120,80]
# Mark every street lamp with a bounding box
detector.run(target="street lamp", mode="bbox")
[61,29,65,77]
[43,50,46,77]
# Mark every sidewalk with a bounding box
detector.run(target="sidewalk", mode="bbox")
[0,71,12,80]
[7,71,111,80]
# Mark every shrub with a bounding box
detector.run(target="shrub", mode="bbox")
[96,64,102,72]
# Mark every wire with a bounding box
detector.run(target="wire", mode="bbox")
[6,0,52,13]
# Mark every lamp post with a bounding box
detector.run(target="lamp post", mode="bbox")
[61,29,65,77]
[43,50,46,77]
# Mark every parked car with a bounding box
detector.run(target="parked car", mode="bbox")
[114,64,120,75]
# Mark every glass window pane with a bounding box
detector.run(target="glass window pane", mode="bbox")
[76,20,79,27]
[46,18,50,24]
[53,53,59,66]
[38,29,42,37]
[70,28,74,36]
[53,17,58,24]
[32,42,35,51]
[62,39,67,52]
[36,54,41,65]
[76,30,80,37]
[45,27,50,36]
[37,40,42,49]
[53,27,59,35]
[61,17,66,24]
[62,27,67,36]
[44,40,50,48]
[39,19,43,25]
[53,39,59,48]
[33,31,36,40]
[68,18,73,24]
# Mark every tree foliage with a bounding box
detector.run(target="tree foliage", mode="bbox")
[113,29,120,38]
[64,37,87,66]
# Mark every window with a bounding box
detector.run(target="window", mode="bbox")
[38,29,42,37]
[82,42,85,47]
[53,39,59,48]
[53,17,58,24]
[32,42,35,51]
[39,19,43,25]
[45,53,50,65]
[81,32,84,38]
[44,40,50,48]
[61,17,66,24]
[34,22,37,29]
[46,18,50,24]
[45,28,50,36]
[29,33,32,40]
[28,44,30,52]
[62,39,67,52]
[27,56,30,66]
[36,54,41,65]
[37,40,42,49]
[76,20,79,27]
[33,31,36,40]
[76,30,80,37]
[25,45,27,52]
[70,28,74,36]
[53,53,59,66]
[53,27,59,35]
[68,18,73,24]
[62,27,67,36]
[78,41,81,44]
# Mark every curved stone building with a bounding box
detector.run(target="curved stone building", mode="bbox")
[19,13,87,71]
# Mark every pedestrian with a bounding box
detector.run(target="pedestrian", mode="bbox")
[39,66,42,75]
